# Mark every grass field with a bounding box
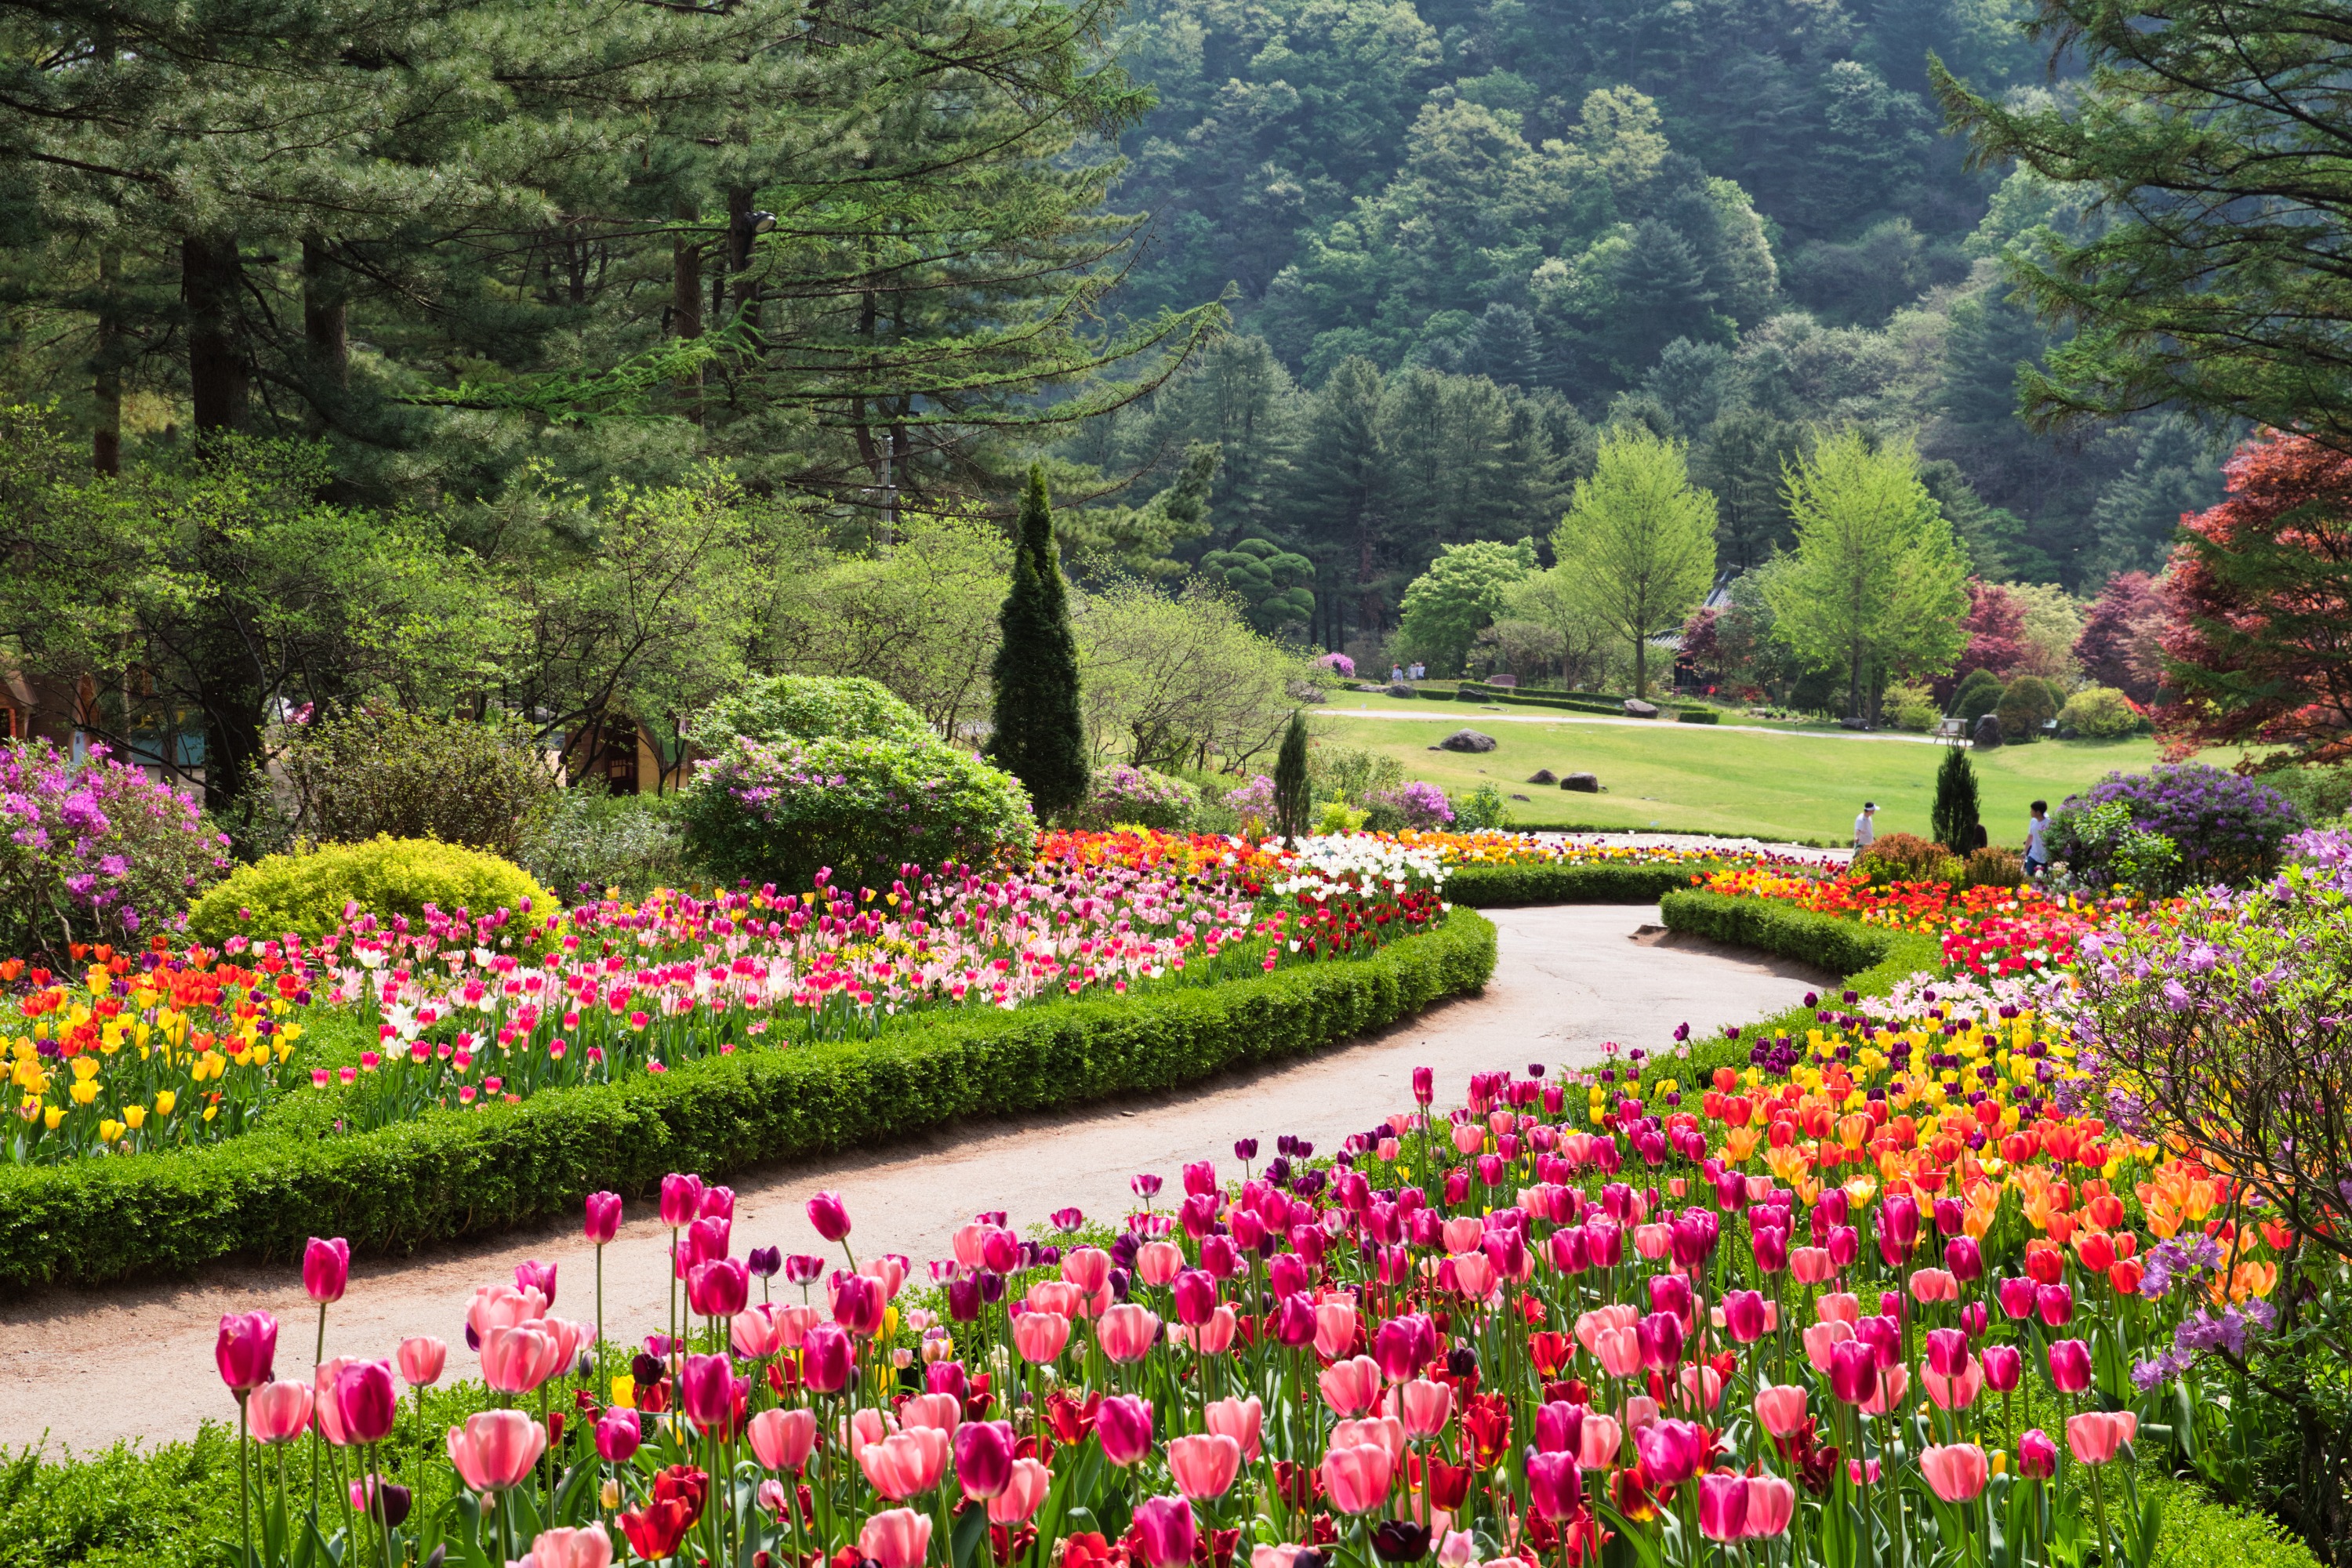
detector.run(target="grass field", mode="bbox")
[1309,704,2163,845]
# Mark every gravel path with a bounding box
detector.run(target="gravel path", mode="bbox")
[0,903,1833,1455]
[1323,706,1945,745]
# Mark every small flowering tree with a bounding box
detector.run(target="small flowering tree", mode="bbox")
[0,740,230,959]
[2049,764,2303,891]
[1075,764,1200,833]
[1364,780,1454,831]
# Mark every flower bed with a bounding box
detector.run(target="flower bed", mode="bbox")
[154,1025,2289,1568]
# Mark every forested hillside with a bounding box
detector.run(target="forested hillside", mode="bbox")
[1077,0,2232,654]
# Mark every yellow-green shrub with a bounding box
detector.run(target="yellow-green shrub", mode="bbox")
[187,837,554,943]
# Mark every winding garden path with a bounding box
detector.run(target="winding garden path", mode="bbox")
[0,902,1832,1455]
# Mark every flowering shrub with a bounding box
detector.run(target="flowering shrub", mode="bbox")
[1314,651,1356,678]
[519,788,691,902]
[0,740,229,960]
[682,734,1036,895]
[2049,764,2303,890]
[1363,780,1454,830]
[1076,765,1200,833]
[4,938,307,1162]
[1853,832,1962,887]
[187,837,554,945]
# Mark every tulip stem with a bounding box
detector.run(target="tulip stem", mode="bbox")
[238,1396,252,1568]
[310,1301,328,1524]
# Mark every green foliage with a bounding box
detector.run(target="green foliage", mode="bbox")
[1951,667,2008,724]
[693,674,935,750]
[1199,539,1316,636]
[1996,673,2062,741]
[1932,743,1982,855]
[1316,795,1371,834]
[1766,432,1970,719]
[1306,744,1406,806]
[0,909,1494,1287]
[990,468,1090,819]
[277,710,556,858]
[2060,685,2145,740]
[518,788,691,902]
[681,735,1036,895]
[186,837,553,944]
[1675,707,1720,724]
[1660,887,1940,988]
[1397,538,1537,677]
[2263,764,2352,826]
[1445,861,1715,906]
[1552,428,1719,699]
[1963,845,2026,887]
[1856,830,1965,886]
[1272,712,1313,840]
[1450,781,1510,830]
[1886,680,1941,732]
[1073,764,1202,833]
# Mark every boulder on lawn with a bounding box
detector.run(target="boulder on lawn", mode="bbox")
[1622,698,1659,718]
[1528,768,1558,785]
[1563,771,1600,793]
[1510,793,1530,801]
[1388,682,1417,698]
[1973,713,2004,750]
[1439,728,1497,753]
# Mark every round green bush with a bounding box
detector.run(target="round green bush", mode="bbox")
[278,709,556,857]
[1995,674,2060,742]
[1949,668,2005,724]
[2057,684,2143,739]
[681,734,1036,894]
[187,837,554,943]
[693,674,933,750]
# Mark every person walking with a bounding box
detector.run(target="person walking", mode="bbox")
[1853,800,1877,850]
[2024,800,2052,876]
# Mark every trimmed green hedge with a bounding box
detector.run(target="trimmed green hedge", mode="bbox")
[1447,861,1716,906]
[0,909,1496,1288]
[1676,708,1720,724]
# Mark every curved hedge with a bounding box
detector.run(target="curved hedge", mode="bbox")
[0,907,1496,1288]
[1446,862,1715,906]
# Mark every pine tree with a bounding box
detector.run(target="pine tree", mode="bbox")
[1931,743,1980,857]
[989,466,1088,818]
[1272,710,1312,842]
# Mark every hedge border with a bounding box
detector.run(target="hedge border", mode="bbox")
[1446,862,1715,906]
[0,909,1497,1289]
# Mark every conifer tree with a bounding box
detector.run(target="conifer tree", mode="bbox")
[1931,742,1980,858]
[989,466,1087,818]
[1272,710,1312,842]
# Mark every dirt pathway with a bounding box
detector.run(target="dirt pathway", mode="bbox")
[0,903,1831,1455]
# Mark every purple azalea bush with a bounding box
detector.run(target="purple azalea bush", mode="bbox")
[1364,779,1454,830]
[1313,652,1356,679]
[0,739,230,959]
[1076,764,1200,833]
[2049,763,2303,889]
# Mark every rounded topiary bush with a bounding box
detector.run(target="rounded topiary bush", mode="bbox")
[1949,668,2005,725]
[1995,675,2060,742]
[1073,764,1200,832]
[682,735,1035,894]
[1855,830,1963,885]
[2057,685,2144,739]
[2049,764,2303,890]
[694,674,933,750]
[187,837,554,943]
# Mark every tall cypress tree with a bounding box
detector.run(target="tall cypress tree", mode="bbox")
[1272,710,1312,842]
[1931,742,1981,856]
[989,465,1088,818]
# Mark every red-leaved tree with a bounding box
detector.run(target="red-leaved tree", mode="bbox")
[2159,430,2352,764]
[2073,571,2170,706]
[1930,579,2027,702]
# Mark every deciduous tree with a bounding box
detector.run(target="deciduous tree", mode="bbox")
[1552,428,1717,698]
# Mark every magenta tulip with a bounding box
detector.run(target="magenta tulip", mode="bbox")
[956,1420,1016,1498]
[583,1191,622,1245]
[596,1408,642,1463]
[1697,1472,1748,1541]
[336,1360,399,1446]
[216,1312,278,1394]
[807,1190,852,1243]
[1098,1395,1154,1466]
[659,1173,703,1228]
[801,1323,853,1392]
[1526,1450,1581,1519]
[1980,1344,2024,1392]
[2016,1428,2059,1478]
[1131,1496,1198,1568]
[2048,1338,2092,1394]
[303,1237,350,1305]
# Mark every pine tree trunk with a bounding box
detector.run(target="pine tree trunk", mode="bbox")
[184,234,248,433]
[93,249,122,475]
[672,201,702,423]
[301,240,348,434]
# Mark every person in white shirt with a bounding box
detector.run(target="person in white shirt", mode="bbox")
[2024,800,2051,875]
[1853,801,1877,849]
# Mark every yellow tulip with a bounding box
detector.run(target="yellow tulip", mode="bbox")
[154,1090,176,1116]
[70,1080,99,1105]
[44,1106,64,1131]
[124,1105,147,1130]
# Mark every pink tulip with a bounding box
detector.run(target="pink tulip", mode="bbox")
[1132,1496,1198,1568]
[1789,1246,1835,1284]
[466,1283,547,1341]
[1319,1356,1381,1416]
[660,1173,704,1228]
[448,1409,547,1493]
[1922,1443,1991,1502]
[335,1360,398,1446]
[1594,1327,1644,1379]
[2065,1410,2136,1465]
[1332,1415,1406,1469]
[1677,1363,1724,1411]
[1720,1289,1767,1344]
[688,1258,750,1319]
[858,1509,930,1568]
[1743,1475,1796,1538]
[515,1259,559,1307]
[1803,1319,1855,1373]
[732,1305,785,1359]
[216,1312,278,1394]
[1620,1395,1661,1433]
[1205,1396,1264,1461]
[303,1236,350,1305]
[1321,1443,1395,1514]
[2017,1428,2060,1478]
[1173,1305,1238,1355]
[595,1409,641,1463]
[1172,1270,1219,1326]
[1909,1268,1959,1303]
[1026,1281,1084,1319]
[312,1358,356,1445]
[1450,1251,1497,1301]
[1525,1450,1581,1519]
[776,1303,821,1349]
[1576,1413,1623,1470]
[989,1458,1051,1524]
[583,1192,622,1246]
[806,1190,853,1243]
[1980,1344,2024,1392]
[1169,1432,1243,1499]
[1816,1290,1861,1325]
[1923,1362,1984,1410]
[481,1324,564,1395]
[1013,1311,1071,1364]
[1134,1240,1184,1287]
[1754,1385,1808,1439]
[750,1407,817,1472]
[1313,1301,1359,1359]
[832,1273,887,1336]
[1697,1472,1748,1541]
[1098,1303,1160,1364]
[396,1336,447,1388]
[248,1380,313,1444]
[1098,1395,1154,1467]
[862,1428,952,1499]
[1064,1247,1113,1294]
[898,1392,961,1433]
[1396,1378,1451,1438]
[517,1525,614,1568]
[1858,1363,1911,1416]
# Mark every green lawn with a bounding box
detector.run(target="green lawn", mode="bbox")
[1308,707,2162,845]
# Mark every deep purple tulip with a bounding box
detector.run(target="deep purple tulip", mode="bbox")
[748,1247,782,1279]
